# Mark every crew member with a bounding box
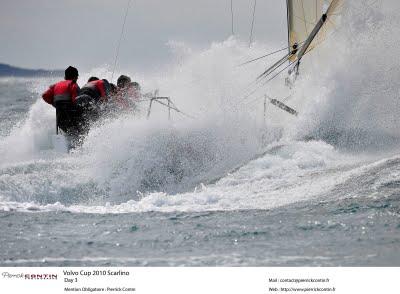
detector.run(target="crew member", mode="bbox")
[77,77,111,103]
[42,66,83,146]
[74,77,113,122]
[111,75,141,110]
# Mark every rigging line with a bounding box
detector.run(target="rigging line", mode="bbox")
[231,62,294,112]
[111,0,132,83]
[247,46,295,85]
[243,93,265,107]
[233,39,305,100]
[240,93,292,113]
[236,75,276,104]
[231,0,234,35]
[169,39,286,94]
[241,61,293,108]
[135,98,153,103]
[238,89,291,112]
[225,92,263,113]
[169,99,182,111]
[260,61,294,88]
[249,0,257,47]
[237,45,289,67]
[119,96,197,120]
[247,62,291,104]
[235,58,290,105]
[234,53,292,104]
[236,41,305,96]
[256,53,290,80]
[152,99,197,119]
[282,94,292,102]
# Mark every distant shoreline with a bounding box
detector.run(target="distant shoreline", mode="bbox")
[0,63,63,77]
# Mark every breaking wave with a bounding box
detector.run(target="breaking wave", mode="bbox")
[1,1,400,213]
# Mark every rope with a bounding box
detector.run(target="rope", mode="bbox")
[238,46,289,67]
[234,61,294,110]
[232,55,289,106]
[234,37,308,104]
[263,62,293,86]
[238,39,306,67]
[152,98,197,119]
[256,53,290,80]
[248,0,257,47]
[111,0,132,83]
[137,95,197,119]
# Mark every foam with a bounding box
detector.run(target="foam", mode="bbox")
[1,2,399,213]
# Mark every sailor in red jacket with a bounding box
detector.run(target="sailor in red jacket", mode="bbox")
[42,66,82,146]
[76,77,110,102]
[74,77,112,121]
[42,66,80,105]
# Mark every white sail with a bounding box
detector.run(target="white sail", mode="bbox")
[316,0,345,47]
[287,0,344,62]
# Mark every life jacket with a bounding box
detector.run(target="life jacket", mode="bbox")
[79,80,108,102]
[42,80,79,105]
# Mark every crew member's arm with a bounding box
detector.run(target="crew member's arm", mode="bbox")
[42,85,55,105]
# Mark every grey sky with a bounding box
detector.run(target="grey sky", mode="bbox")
[0,0,286,72]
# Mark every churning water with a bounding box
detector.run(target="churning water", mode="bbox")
[1,1,400,266]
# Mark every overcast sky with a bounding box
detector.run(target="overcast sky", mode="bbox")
[0,0,287,72]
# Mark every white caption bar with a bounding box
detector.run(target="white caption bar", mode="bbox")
[0,267,399,294]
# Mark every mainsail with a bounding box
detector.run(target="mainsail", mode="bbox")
[252,0,344,116]
[287,0,323,61]
[287,0,344,63]
[257,0,343,82]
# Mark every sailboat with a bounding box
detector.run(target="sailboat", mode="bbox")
[256,0,344,116]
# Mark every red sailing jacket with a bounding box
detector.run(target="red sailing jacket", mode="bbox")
[80,80,107,101]
[42,80,79,105]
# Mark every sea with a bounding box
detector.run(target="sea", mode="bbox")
[1,2,400,266]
